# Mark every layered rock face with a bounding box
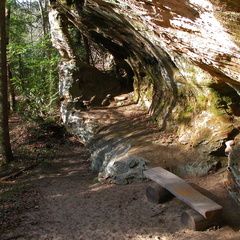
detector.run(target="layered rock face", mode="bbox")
[49,0,240,198]
[225,140,240,204]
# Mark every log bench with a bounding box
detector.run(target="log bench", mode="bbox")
[143,167,223,231]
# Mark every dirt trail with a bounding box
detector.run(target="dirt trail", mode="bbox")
[1,102,240,240]
[2,144,240,240]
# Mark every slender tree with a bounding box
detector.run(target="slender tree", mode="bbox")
[6,4,16,110]
[0,0,13,165]
[37,0,49,38]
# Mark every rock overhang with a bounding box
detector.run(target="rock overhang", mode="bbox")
[49,0,240,195]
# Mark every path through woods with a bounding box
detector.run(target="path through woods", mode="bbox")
[1,107,240,240]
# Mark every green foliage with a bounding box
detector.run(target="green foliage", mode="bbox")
[68,24,86,61]
[7,0,61,121]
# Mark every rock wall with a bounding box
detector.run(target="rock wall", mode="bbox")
[49,0,240,196]
[225,139,240,204]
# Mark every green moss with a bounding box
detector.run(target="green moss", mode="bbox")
[172,100,194,124]
[59,0,68,6]
[175,112,192,124]
[195,95,208,111]
[208,86,234,116]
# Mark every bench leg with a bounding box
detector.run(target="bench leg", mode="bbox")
[146,182,173,204]
[181,209,221,231]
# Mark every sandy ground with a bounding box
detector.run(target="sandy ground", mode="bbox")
[1,100,240,240]
[1,142,240,240]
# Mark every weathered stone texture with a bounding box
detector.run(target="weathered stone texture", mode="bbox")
[225,140,240,204]
[49,0,240,191]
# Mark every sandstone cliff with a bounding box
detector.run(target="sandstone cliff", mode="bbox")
[48,0,240,200]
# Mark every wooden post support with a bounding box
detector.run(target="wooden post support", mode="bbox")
[181,209,220,231]
[146,182,173,204]
[144,167,223,220]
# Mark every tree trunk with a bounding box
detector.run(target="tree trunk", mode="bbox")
[8,67,16,110]
[37,0,51,58]
[37,0,47,37]
[6,4,16,111]
[0,0,13,165]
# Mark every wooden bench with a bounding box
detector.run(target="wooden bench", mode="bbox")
[143,167,223,231]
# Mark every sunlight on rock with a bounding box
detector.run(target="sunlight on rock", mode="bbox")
[48,0,240,203]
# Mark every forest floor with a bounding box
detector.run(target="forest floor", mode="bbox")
[1,99,240,240]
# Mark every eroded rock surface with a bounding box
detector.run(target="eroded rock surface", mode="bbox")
[225,139,240,204]
[49,0,240,193]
